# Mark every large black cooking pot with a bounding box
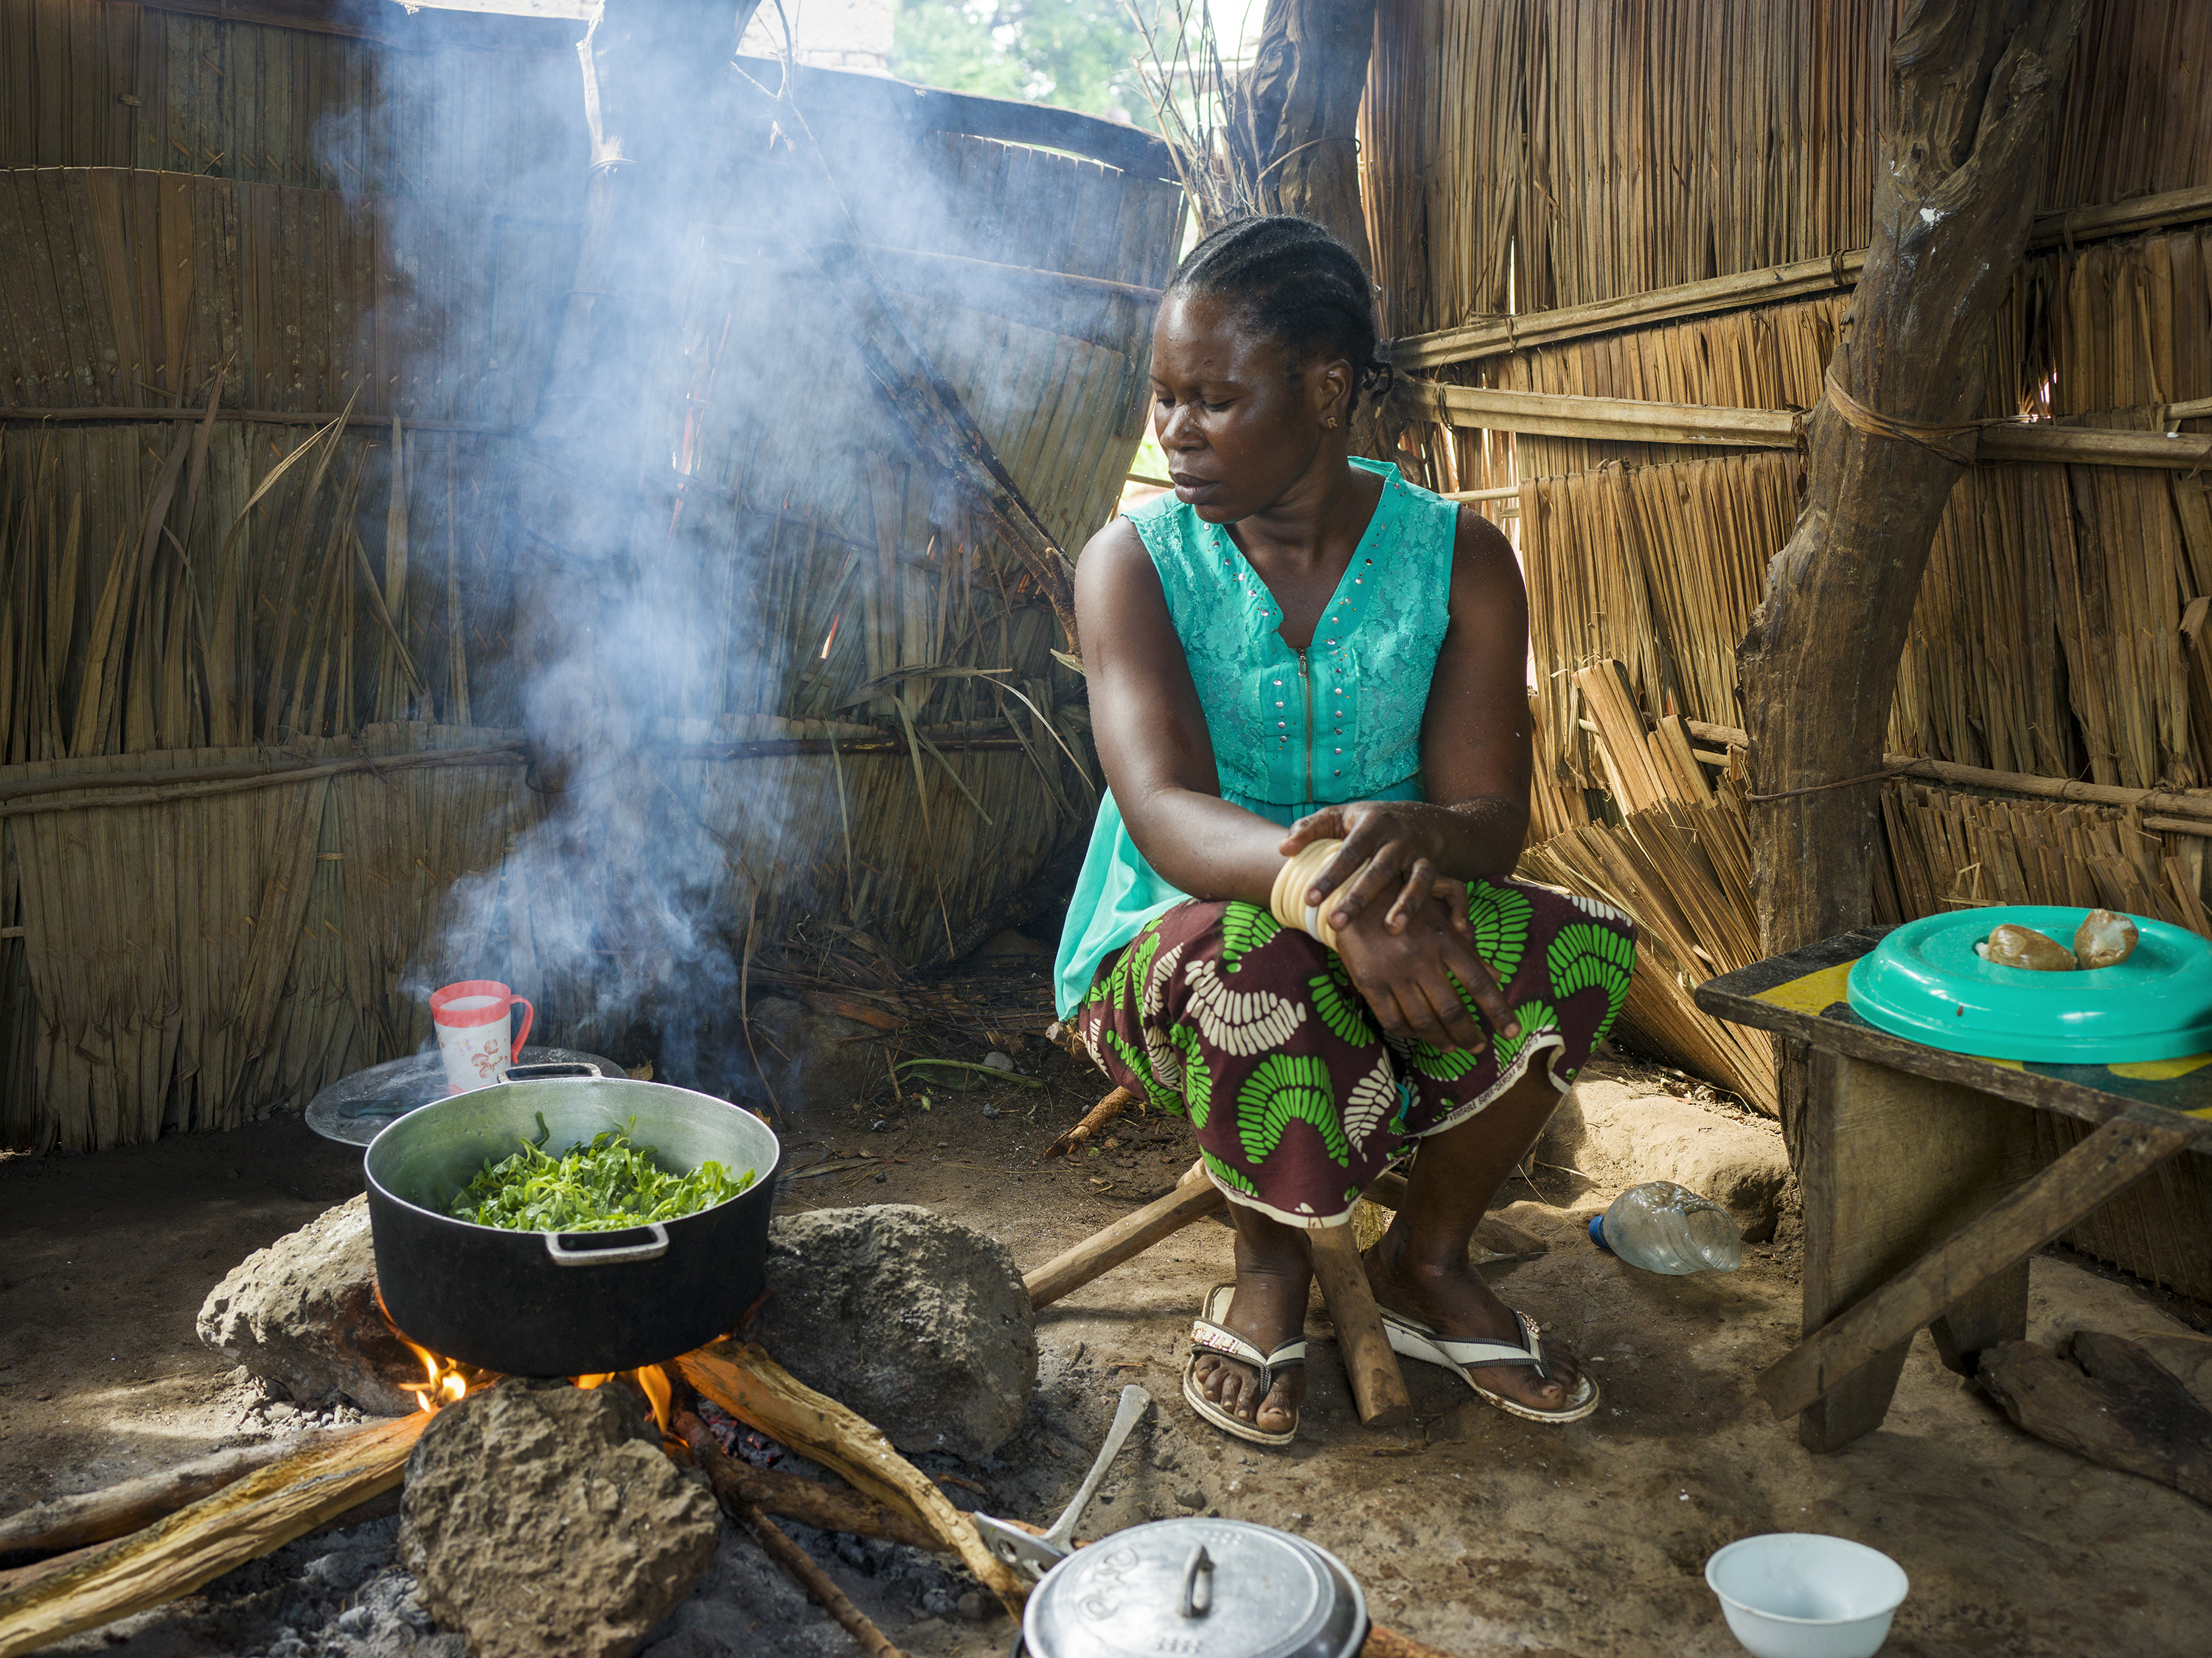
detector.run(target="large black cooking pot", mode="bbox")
[364,1064,779,1376]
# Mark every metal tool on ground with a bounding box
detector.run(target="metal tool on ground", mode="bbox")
[973,1385,1150,1578]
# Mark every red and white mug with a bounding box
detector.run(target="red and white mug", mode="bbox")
[430,980,535,1095]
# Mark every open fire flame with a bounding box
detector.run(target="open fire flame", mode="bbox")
[376,1289,678,1443]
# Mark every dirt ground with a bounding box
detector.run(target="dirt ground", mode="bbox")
[4,1033,2211,1657]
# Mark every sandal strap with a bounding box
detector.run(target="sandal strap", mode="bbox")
[1385,1309,1555,1382]
[1190,1318,1307,1393]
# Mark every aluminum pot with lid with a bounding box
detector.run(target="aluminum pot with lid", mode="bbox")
[1021,1517,1368,1658]
[365,1064,779,1376]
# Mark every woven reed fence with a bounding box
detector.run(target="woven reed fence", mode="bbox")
[1365,0,2212,1291]
[0,0,583,206]
[0,0,1182,1149]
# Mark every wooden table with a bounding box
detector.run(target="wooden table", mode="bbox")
[1694,927,2212,1453]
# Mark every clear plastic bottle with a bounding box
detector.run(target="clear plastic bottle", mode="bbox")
[1589,1181,1742,1275]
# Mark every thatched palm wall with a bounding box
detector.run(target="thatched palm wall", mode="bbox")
[0,0,1181,1148]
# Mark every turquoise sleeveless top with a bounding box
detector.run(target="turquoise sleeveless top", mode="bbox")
[1053,457,1462,1016]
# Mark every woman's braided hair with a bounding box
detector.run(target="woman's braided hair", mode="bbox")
[1163,215,1394,412]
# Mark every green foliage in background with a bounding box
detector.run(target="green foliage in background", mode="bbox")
[892,1,1172,130]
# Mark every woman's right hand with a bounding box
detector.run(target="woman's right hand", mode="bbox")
[1329,879,1520,1053]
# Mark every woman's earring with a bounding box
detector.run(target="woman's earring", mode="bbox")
[1324,415,1340,430]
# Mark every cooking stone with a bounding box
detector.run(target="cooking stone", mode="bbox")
[401,1376,719,1658]
[305,1048,620,1145]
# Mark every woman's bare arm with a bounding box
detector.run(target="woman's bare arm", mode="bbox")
[1077,518,1287,906]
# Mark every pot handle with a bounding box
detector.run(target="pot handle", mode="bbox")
[543,1222,670,1267]
[504,1062,604,1082]
[1178,1545,1214,1619]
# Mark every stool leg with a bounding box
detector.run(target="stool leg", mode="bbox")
[1308,1224,1413,1428]
[1023,1160,1223,1309]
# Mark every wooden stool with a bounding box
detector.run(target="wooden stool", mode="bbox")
[1023,1157,1416,1429]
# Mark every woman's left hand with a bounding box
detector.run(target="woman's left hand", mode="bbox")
[1280,801,1470,939]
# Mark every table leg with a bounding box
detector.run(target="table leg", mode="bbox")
[1928,1261,2030,1376]
[1794,1051,2041,1453]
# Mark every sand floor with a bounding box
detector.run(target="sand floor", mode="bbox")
[3,1039,2208,1657]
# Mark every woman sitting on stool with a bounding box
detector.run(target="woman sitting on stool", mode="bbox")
[1054,216,1636,1444]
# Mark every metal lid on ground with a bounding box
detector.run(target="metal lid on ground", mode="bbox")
[1021,1517,1366,1658]
[1846,907,2212,1064]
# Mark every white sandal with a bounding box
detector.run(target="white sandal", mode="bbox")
[1181,1282,1306,1446]
[1380,1306,1601,1424]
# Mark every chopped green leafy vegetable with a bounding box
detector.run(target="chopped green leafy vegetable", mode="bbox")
[451,1113,754,1232]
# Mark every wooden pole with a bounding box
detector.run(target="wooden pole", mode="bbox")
[1023,1160,1226,1309]
[1390,181,2212,371]
[1239,0,1379,272]
[0,1432,355,1561]
[1733,0,2090,1157]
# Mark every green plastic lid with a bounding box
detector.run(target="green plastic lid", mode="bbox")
[1847,906,2212,1064]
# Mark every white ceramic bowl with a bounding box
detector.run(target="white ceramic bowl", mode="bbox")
[1704,1533,1910,1658]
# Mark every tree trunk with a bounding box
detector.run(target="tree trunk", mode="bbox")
[1735,0,2087,1156]
[1239,2,1386,458]
[1239,0,1378,275]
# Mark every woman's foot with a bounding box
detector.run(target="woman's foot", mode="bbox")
[1190,1244,1310,1438]
[1362,1225,1586,1416]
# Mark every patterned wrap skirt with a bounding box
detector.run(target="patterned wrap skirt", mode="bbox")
[1072,879,1636,1228]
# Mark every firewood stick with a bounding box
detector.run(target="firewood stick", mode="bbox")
[0,1429,354,1561]
[0,1413,426,1658]
[0,1544,104,1600]
[1045,1086,1133,1157]
[730,1495,909,1658]
[677,1414,908,1658]
[675,1343,1030,1615]
[674,1412,938,1550]
[1024,1160,1224,1308]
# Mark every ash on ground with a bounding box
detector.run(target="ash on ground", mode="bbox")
[43,1461,1000,1658]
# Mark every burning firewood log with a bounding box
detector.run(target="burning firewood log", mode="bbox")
[0,1414,426,1658]
[678,1410,910,1658]
[675,1341,1032,1613]
[0,1429,356,1561]
[674,1417,939,1552]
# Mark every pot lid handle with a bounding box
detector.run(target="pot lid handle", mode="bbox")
[504,1062,604,1081]
[1177,1545,1214,1620]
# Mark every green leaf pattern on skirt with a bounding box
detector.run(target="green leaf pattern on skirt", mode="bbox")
[1236,1053,1350,1166]
[1070,879,1636,1225]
